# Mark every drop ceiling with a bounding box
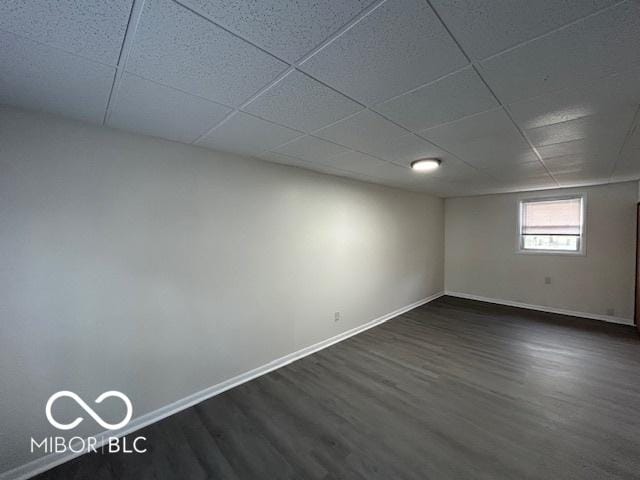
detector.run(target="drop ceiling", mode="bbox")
[1,0,639,197]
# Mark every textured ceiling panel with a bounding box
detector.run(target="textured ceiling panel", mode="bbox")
[483,161,552,183]
[420,109,538,170]
[611,122,640,181]
[524,108,635,147]
[3,0,639,196]
[108,73,232,143]
[127,0,288,106]
[611,147,640,182]
[314,110,408,158]
[369,134,446,165]
[536,138,622,160]
[180,0,374,62]
[375,67,498,132]
[0,0,133,64]
[319,150,416,184]
[300,0,468,105]
[243,70,363,133]
[479,2,640,104]
[0,31,115,124]
[430,0,617,61]
[543,154,613,175]
[197,112,303,156]
[273,135,350,163]
[508,68,640,132]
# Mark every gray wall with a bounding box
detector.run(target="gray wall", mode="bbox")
[0,106,444,474]
[445,182,637,321]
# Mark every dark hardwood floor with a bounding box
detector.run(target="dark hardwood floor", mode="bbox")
[35,296,640,479]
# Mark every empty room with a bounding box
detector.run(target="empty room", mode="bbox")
[1,0,640,479]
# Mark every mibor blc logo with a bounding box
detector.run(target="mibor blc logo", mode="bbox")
[46,391,133,430]
[31,391,147,455]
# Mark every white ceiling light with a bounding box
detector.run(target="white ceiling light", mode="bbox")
[411,158,441,172]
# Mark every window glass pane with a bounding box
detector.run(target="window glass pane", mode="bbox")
[523,235,579,251]
[521,197,581,235]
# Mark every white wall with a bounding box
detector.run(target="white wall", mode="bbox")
[0,106,444,474]
[445,182,637,322]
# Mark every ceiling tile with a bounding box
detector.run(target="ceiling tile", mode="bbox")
[0,31,115,124]
[300,0,467,105]
[615,113,640,174]
[405,179,457,196]
[483,160,550,180]
[536,138,621,160]
[524,108,635,147]
[180,0,374,62]
[197,112,303,156]
[370,134,446,164]
[375,67,498,131]
[256,151,323,170]
[542,154,613,175]
[553,164,614,186]
[365,132,482,182]
[0,0,133,64]
[430,158,487,183]
[624,122,640,152]
[314,109,407,157]
[424,176,501,196]
[2,0,633,198]
[261,150,395,185]
[257,150,392,183]
[264,146,498,196]
[243,70,363,132]
[451,138,538,170]
[293,132,474,187]
[421,108,512,142]
[611,147,640,181]
[274,135,350,162]
[107,73,232,143]
[420,109,537,169]
[430,0,616,61]
[479,2,640,104]
[127,0,288,106]
[491,176,558,191]
[508,68,640,130]
[320,150,415,182]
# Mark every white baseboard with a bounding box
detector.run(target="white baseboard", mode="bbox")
[1,291,444,480]
[445,291,634,326]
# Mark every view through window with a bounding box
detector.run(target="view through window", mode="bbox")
[519,196,584,253]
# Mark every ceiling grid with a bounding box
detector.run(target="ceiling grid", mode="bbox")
[1,0,638,196]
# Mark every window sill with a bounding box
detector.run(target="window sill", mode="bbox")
[516,249,585,256]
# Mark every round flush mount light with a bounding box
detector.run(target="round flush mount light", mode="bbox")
[411,158,441,172]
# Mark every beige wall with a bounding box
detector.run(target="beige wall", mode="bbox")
[445,182,637,322]
[0,106,444,474]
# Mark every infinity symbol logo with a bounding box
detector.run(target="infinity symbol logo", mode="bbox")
[45,391,133,431]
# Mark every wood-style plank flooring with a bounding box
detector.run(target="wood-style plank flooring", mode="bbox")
[35,296,640,479]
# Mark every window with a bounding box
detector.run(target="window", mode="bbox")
[518,195,585,254]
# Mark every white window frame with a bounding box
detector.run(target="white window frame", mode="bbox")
[516,193,586,256]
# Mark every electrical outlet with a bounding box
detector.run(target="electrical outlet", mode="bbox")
[544,276,552,285]
[334,312,341,322]
[606,308,615,316]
